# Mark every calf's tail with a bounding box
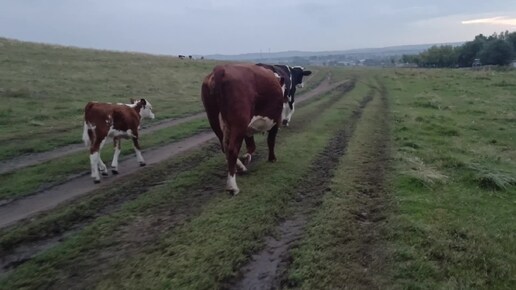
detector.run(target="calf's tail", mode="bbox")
[82,122,94,147]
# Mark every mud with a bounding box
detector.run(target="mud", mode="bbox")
[228,88,373,290]
[0,76,338,175]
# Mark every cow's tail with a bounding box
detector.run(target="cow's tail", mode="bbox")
[212,67,225,96]
[82,122,92,147]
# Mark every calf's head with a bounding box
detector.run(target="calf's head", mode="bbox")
[131,98,155,119]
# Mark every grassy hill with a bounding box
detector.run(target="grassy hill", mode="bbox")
[0,38,219,159]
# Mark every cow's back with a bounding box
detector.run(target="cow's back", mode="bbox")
[212,64,283,123]
[84,102,140,132]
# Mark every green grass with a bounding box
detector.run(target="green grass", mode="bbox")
[0,73,361,289]
[383,68,516,289]
[0,37,322,160]
[285,77,390,289]
[0,119,210,201]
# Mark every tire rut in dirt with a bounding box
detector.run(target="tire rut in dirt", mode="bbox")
[227,88,374,290]
[345,79,391,289]
[0,143,221,277]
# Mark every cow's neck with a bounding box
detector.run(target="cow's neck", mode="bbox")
[126,103,143,115]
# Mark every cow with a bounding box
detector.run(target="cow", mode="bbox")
[256,63,312,126]
[82,98,155,183]
[201,63,285,195]
[178,55,186,59]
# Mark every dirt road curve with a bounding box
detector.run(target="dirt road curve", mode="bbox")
[0,76,345,229]
[0,132,215,229]
[0,76,334,175]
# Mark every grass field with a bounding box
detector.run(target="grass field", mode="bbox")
[0,39,515,289]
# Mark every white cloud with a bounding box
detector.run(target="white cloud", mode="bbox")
[462,16,516,26]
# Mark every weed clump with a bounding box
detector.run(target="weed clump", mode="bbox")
[468,163,516,191]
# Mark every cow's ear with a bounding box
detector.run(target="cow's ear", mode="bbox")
[303,70,312,76]
[129,98,136,104]
[140,98,147,106]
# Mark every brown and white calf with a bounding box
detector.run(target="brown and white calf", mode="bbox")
[82,98,155,183]
[201,63,285,195]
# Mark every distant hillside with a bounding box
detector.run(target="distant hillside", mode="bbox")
[206,42,464,61]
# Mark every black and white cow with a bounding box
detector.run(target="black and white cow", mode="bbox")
[256,63,312,126]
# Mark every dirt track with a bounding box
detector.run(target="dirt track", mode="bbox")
[0,76,347,229]
[228,86,373,290]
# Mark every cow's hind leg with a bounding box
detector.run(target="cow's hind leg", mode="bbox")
[97,138,109,176]
[111,137,121,174]
[226,135,244,195]
[242,136,256,166]
[89,141,102,183]
[267,124,279,162]
[132,137,146,166]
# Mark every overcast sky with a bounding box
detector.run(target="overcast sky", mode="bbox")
[1,0,515,55]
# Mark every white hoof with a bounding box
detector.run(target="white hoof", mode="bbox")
[226,173,240,195]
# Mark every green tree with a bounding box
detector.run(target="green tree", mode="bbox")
[479,39,514,65]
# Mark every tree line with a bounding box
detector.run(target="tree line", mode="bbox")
[402,31,516,67]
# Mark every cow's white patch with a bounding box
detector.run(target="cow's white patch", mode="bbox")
[226,173,240,195]
[247,115,276,134]
[111,147,121,171]
[296,82,304,89]
[126,99,155,119]
[108,127,135,139]
[98,155,107,173]
[90,152,100,181]
[133,144,145,165]
[281,103,289,124]
[243,153,252,165]
[236,158,247,172]
[140,100,155,119]
[282,103,295,126]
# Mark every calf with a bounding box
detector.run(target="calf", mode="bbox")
[256,63,312,126]
[82,98,155,183]
[201,64,285,195]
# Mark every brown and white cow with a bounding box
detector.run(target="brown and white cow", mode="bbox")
[82,98,155,183]
[201,63,285,195]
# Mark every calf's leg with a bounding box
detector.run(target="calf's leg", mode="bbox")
[89,140,102,183]
[111,137,121,174]
[132,136,146,166]
[226,134,244,195]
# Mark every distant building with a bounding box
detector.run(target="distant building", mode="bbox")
[472,58,482,67]
[511,60,516,68]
